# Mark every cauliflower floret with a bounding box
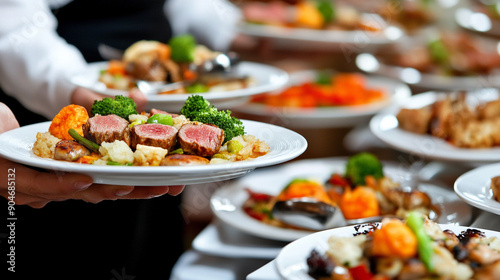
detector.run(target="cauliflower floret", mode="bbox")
[128,114,148,123]
[99,140,134,165]
[133,144,168,166]
[172,115,191,130]
[32,132,61,158]
[326,234,367,267]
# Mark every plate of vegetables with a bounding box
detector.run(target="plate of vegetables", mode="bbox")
[237,0,404,49]
[69,35,289,112]
[0,95,307,186]
[232,70,411,128]
[356,31,500,91]
[210,154,472,241]
[276,212,500,280]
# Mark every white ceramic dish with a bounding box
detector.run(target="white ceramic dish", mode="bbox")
[192,220,285,259]
[454,162,500,215]
[210,157,472,242]
[0,120,307,186]
[356,52,500,90]
[232,70,411,128]
[370,90,500,164]
[275,224,500,280]
[238,13,404,50]
[69,61,289,112]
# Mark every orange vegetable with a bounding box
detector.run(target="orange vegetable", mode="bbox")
[75,153,101,164]
[295,2,324,29]
[278,180,333,205]
[183,69,197,81]
[49,104,89,140]
[340,186,379,219]
[251,73,386,108]
[106,60,127,76]
[371,219,418,258]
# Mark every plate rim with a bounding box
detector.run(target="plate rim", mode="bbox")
[454,162,500,215]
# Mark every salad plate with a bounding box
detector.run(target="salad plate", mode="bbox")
[274,224,500,280]
[69,61,289,112]
[356,52,500,91]
[210,157,472,242]
[232,70,411,128]
[0,120,307,186]
[370,90,500,164]
[454,162,500,215]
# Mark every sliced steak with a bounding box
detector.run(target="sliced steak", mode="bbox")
[83,114,131,145]
[130,123,178,150]
[178,123,224,157]
[150,108,179,118]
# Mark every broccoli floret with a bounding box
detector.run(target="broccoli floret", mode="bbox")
[345,152,384,186]
[169,34,197,63]
[90,95,138,119]
[180,95,245,143]
[180,95,212,119]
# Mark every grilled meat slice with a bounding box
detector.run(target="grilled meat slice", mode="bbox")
[83,114,131,145]
[177,123,224,157]
[130,123,178,150]
[54,140,91,161]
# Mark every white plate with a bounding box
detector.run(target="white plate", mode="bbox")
[369,90,500,164]
[69,61,289,112]
[356,52,500,91]
[232,70,411,128]
[455,6,500,37]
[274,224,500,280]
[238,15,404,50]
[192,220,285,259]
[0,120,307,186]
[454,163,500,215]
[210,157,472,242]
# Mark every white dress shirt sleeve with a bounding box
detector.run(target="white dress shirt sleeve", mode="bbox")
[0,0,87,119]
[165,0,242,52]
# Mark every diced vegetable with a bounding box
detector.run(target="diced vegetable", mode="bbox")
[49,104,89,140]
[227,140,243,154]
[406,211,434,271]
[316,0,335,23]
[428,39,448,64]
[372,219,418,258]
[147,114,173,126]
[345,152,384,186]
[186,83,209,93]
[169,34,197,63]
[339,187,379,219]
[68,128,100,153]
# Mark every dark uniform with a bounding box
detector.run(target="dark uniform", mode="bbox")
[0,1,185,279]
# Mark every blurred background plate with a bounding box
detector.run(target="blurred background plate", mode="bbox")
[356,52,500,91]
[210,157,472,242]
[369,90,500,164]
[232,70,411,128]
[454,162,500,215]
[70,61,289,112]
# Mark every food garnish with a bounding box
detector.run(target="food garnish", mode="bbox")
[33,95,269,166]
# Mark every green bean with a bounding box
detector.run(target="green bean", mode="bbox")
[68,128,100,153]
